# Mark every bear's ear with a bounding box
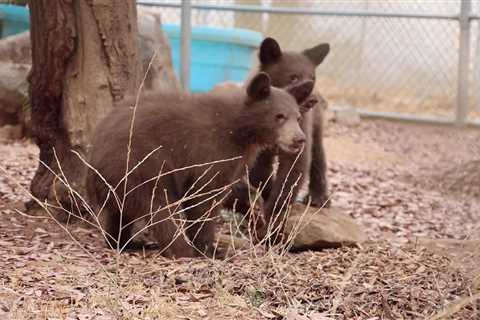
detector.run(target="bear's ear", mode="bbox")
[259,37,282,65]
[287,80,314,105]
[247,72,271,101]
[303,43,330,66]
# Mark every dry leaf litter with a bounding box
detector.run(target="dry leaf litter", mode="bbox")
[0,119,479,319]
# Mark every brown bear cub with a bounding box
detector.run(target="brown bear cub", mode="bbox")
[226,37,331,239]
[86,72,312,258]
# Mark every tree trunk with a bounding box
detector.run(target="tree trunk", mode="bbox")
[28,0,141,216]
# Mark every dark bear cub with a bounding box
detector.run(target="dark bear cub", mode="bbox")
[86,72,312,258]
[256,37,330,206]
[228,37,331,239]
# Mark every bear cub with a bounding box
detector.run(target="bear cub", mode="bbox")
[226,37,331,238]
[86,72,312,258]
[255,38,331,224]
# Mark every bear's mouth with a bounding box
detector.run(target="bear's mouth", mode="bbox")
[278,142,304,154]
[289,143,304,154]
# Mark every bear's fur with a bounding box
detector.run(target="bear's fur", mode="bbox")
[86,72,312,257]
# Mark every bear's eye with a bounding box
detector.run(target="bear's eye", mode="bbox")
[290,74,299,83]
[275,114,287,122]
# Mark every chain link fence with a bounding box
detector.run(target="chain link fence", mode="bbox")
[138,0,480,126]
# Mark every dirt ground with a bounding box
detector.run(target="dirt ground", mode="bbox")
[325,119,480,242]
[0,119,479,319]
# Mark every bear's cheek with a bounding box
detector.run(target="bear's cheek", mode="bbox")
[275,122,294,148]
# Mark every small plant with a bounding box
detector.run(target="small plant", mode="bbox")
[245,285,266,308]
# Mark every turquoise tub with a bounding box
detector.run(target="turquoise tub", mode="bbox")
[0,5,262,93]
[0,4,29,38]
[162,24,262,92]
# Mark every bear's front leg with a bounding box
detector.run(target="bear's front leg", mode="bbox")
[308,112,331,208]
[248,148,276,199]
[183,200,220,257]
[223,177,266,227]
[260,148,308,245]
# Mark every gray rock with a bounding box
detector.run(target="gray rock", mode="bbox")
[0,63,30,128]
[284,204,367,251]
[0,62,30,134]
[0,32,32,132]
[137,8,181,93]
[0,31,31,64]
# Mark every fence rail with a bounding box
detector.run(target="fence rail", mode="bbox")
[137,0,480,127]
[138,1,469,20]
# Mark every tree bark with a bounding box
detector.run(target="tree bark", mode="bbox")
[28,0,141,215]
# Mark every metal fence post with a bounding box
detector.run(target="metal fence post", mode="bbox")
[456,0,471,126]
[180,0,192,91]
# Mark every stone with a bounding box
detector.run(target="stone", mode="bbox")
[284,203,367,251]
[0,62,29,114]
[0,31,31,64]
[137,8,181,93]
[0,62,30,133]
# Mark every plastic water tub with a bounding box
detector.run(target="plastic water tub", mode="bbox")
[162,24,262,92]
[0,4,29,38]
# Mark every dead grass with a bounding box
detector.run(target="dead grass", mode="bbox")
[0,207,478,320]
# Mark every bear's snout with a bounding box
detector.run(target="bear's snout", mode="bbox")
[292,135,306,147]
[289,134,306,153]
[276,118,307,154]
